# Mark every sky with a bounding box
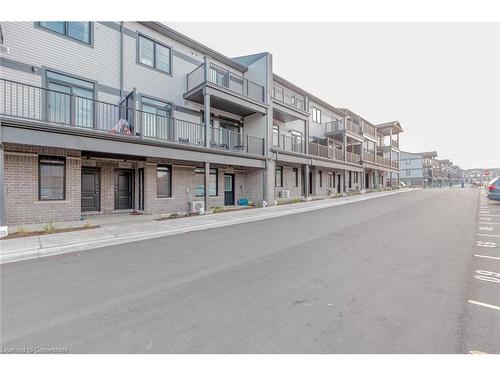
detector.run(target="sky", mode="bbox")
[169,22,500,170]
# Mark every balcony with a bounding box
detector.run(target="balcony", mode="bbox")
[362,123,377,139]
[0,78,265,156]
[346,151,361,164]
[272,132,305,154]
[324,119,363,142]
[362,152,397,169]
[210,127,264,155]
[272,84,306,112]
[185,62,266,116]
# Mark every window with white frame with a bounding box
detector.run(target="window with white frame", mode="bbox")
[312,107,322,123]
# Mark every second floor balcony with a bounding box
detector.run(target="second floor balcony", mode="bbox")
[0,78,265,157]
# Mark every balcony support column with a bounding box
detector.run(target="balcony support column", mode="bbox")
[304,164,310,198]
[343,132,347,162]
[204,162,210,213]
[0,122,4,226]
[203,90,211,148]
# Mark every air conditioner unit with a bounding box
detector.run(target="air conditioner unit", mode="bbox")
[328,189,335,196]
[279,190,290,199]
[0,45,10,54]
[189,201,205,213]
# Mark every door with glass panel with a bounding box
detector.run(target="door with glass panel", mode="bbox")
[141,97,172,140]
[224,174,235,206]
[219,119,242,151]
[46,71,94,128]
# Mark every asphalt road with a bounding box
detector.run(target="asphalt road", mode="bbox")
[2,188,499,353]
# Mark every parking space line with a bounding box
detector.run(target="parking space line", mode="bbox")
[477,233,500,238]
[468,300,500,311]
[478,222,500,225]
[475,254,500,260]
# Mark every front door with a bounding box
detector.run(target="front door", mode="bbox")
[138,168,145,211]
[224,174,234,206]
[81,168,100,212]
[115,169,134,210]
[309,171,313,196]
[337,175,341,193]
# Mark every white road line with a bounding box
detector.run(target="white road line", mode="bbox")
[478,222,500,225]
[475,254,500,260]
[469,350,488,354]
[479,214,500,217]
[478,227,493,231]
[477,233,500,238]
[468,300,500,311]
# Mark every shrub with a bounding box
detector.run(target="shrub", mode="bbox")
[42,223,57,234]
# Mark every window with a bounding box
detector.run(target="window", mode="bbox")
[141,97,172,139]
[273,125,280,147]
[138,35,172,74]
[406,158,411,165]
[195,168,218,196]
[290,131,303,153]
[328,173,334,188]
[406,169,411,176]
[38,22,91,44]
[293,168,299,187]
[275,166,283,187]
[46,71,94,127]
[39,156,65,200]
[157,165,172,197]
[312,107,322,123]
[319,171,323,188]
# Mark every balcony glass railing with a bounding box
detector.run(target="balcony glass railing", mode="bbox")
[0,78,265,156]
[186,62,265,103]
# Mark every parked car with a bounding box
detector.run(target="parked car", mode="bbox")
[487,177,500,201]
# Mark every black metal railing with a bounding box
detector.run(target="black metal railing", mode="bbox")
[0,78,265,155]
[186,62,265,103]
[271,84,305,111]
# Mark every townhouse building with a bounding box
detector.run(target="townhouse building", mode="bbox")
[400,151,463,187]
[0,21,403,228]
[400,151,425,187]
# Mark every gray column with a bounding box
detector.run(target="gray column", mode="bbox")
[204,162,210,212]
[204,91,211,148]
[304,164,310,198]
[0,123,4,226]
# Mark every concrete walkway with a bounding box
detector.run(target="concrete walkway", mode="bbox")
[0,188,418,264]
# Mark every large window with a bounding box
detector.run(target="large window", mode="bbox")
[275,166,283,187]
[312,107,322,123]
[141,97,172,139]
[195,168,218,197]
[39,156,65,200]
[38,22,91,44]
[272,125,280,147]
[157,165,172,197]
[293,168,299,187]
[138,35,172,74]
[46,71,94,128]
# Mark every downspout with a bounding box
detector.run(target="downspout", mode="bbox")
[119,21,124,100]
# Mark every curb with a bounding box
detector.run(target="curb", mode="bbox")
[1,189,419,264]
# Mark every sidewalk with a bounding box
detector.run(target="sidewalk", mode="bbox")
[0,188,418,264]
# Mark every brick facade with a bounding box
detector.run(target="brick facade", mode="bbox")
[4,144,81,226]
[2,143,266,226]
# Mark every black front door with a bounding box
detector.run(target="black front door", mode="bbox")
[309,171,313,196]
[337,175,341,193]
[115,170,134,210]
[224,174,234,206]
[81,168,100,212]
[138,168,145,211]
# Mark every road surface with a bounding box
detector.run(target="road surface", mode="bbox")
[2,188,499,353]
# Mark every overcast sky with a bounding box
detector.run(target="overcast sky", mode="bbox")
[170,23,499,169]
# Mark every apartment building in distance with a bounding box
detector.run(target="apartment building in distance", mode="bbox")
[0,21,403,228]
[400,151,463,187]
